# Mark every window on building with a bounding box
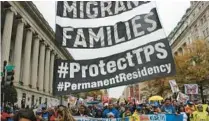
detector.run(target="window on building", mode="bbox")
[31,95,34,107]
[183,43,186,47]
[203,15,207,22]
[178,48,183,55]
[174,52,178,56]
[21,93,26,108]
[39,97,42,104]
[203,30,206,37]
[45,98,48,106]
[194,24,197,28]
[188,37,192,44]
[194,24,198,32]
[183,43,187,53]
[206,28,209,37]
[193,13,195,18]
[191,1,198,6]
[201,18,204,25]
[198,5,201,10]
[202,2,204,6]
[22,93,26,100]
[203,28,209,38]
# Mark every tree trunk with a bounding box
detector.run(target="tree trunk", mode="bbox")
[199,83,204,103]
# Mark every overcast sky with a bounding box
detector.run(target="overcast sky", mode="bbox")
[33,1,190,98]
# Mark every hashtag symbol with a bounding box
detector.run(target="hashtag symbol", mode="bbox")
[57,82,64,91]
[57,62,69,78]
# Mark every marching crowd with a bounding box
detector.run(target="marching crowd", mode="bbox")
[1,98,209,121]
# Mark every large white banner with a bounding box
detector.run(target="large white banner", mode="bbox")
[54,1,176,95]
[184,84,198,94]
[169,80,180,93]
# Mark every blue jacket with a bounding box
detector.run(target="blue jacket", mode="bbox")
[161,105,176,114]
[102,108,120,118]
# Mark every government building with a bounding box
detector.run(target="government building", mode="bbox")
[169,1,209,55]
[1,1,72,108]
[168,1,209,100]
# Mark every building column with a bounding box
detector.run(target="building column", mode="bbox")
[1,7,16,66]
[44,47,51,93]
[31,36,40,89]
[38,42,46,91]
[22,28,33,87]
[13,19,26,84]
[49,52,55,94]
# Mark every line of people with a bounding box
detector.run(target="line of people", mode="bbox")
[1,98,209,121]
[69,98,209,121]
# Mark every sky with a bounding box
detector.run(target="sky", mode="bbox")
[33,1,190,98]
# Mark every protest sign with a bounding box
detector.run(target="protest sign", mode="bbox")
[184,84,198,94]
[68,95,77,106]
[177,92,189,103]
[169,80,180,93]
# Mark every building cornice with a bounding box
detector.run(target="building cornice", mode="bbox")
[8,1,73,60]
[168,2,201,42]
[169,1,209,48]
[168,5,193,41]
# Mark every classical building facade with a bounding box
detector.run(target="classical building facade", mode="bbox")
[168,1,209,100]
[169,1,209,55]
[1,1,72,108]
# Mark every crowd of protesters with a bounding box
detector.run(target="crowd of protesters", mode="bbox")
[1,98,209,121]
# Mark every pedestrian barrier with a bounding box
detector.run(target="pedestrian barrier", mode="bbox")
[74,114,183,121]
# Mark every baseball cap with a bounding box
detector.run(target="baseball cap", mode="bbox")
[104,103,108,106]
[107,112,115,117]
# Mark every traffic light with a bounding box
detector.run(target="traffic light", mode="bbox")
[5,69,14,86]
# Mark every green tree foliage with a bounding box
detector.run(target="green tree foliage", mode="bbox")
[141,40,209,99]
[174,40,209,85]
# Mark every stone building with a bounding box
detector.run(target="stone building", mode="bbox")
[169,1,209,55]
[1,1,72,108]
[168,1,209,100]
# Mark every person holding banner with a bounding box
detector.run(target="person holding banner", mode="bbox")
[185,102,196,121]
[102,103,120,118]
[178,106,188,121]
